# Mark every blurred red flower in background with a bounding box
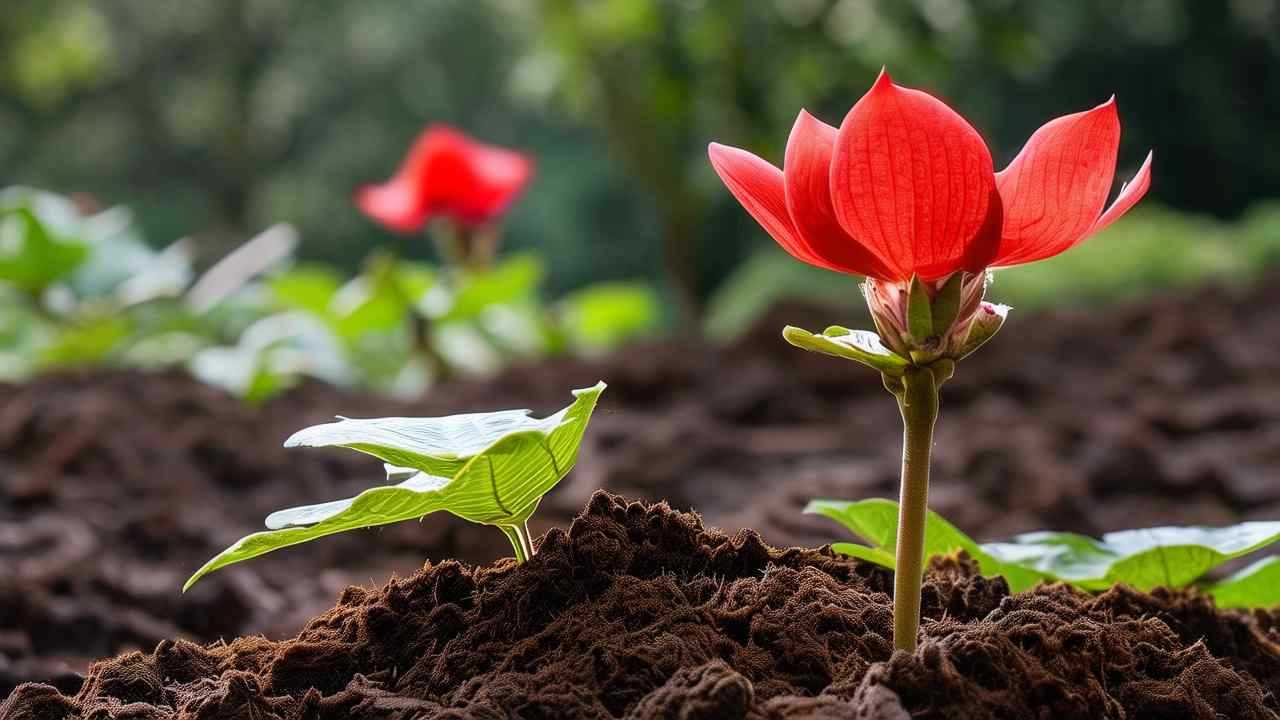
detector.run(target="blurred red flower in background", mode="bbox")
[357,125,534,234]
[708,70,1152,282]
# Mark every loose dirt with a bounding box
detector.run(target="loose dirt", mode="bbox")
[6,493,1278,719]
[3,276,1280,703]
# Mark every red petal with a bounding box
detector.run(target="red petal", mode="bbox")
[991,99,1121,266]
[1092,151,1153,234]
[426,138,534,227]
[708,142,846,272]
[355,181,429,234]
[783,111,894,279]
[357,125,533,232]
[830,70,1000,281]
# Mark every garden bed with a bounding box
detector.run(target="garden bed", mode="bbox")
[6,492,1279,719]
[3,276,1280,704]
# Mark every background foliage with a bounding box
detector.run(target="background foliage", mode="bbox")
[2,0,1278,328]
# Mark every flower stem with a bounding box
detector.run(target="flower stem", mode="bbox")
[889,365,941,652]
[384,237,451,383]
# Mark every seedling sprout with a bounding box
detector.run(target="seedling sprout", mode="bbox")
[184,382,605,590]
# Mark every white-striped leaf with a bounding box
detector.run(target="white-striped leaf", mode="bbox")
[184,382,605,590]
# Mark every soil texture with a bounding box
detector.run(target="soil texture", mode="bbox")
[6,493,1279,719]
[3,276,1280,698]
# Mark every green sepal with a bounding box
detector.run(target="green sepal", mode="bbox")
[906,275,933,341]
[956,303,1009,359]
[782,325,909,376]
[930,273,964,333]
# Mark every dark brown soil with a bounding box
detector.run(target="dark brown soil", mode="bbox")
[3,275,1280,705]
[6,493,1280,719]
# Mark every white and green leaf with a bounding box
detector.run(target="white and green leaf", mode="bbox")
[810,497,1280,607]
[1205,557,1280,609]
[782,325,908,376]
[184,382,606,591]
[805,499,1048,591]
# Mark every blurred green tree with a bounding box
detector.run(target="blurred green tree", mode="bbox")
[0,0,659,297]
[524,0,1278,324]
[2,0,1277,327]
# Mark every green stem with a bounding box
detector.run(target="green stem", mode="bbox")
[519,521,535,559]
[889,365,941,652]
[499,522,536,563]
[383,237,451,383]
[429,221,465,268]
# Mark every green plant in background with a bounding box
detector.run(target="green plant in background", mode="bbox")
[0,187,206,380]
[184,382,606,590]
[0,185,658,400]
[200,250,657,401]
[808,499,1280,609]
[5,2,1280,316]
[0,187,315,393]
[351,124,538,384]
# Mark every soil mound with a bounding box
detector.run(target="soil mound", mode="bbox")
[6,493,1278,719]
[0,370,496,698]
[4,277,1280,694]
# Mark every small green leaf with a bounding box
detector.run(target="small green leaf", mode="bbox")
[37,316,131,368]
[558,281,659,351]
[831,542,897,567]
[987,524,1280,591]
[269,265,344,316]
[0,206,89,293]
[332,269,413,340]
[812,496,1280,598]
[184,382,606,591]
[1206,557,1280,609]
[434,254,543,324]
[1100,523,1280,590]
[906,275,933,341]
[806,498,900,553]
[930,273,964,332]
[982,531,1113,580]
[782,325,908,376]
[805,498,1048,590]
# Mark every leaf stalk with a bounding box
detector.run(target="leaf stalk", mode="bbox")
[501,522,536,563]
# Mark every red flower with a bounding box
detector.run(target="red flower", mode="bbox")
[357,125,534,234]
[708,70,1152,282]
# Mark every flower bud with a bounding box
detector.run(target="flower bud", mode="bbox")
[862,271,1001,363]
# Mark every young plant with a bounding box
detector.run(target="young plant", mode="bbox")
[183,382,605,590]
[355,125,535,381]
[708,69,1152,650]
[198,252,658,400]
[808,499,1280,610]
